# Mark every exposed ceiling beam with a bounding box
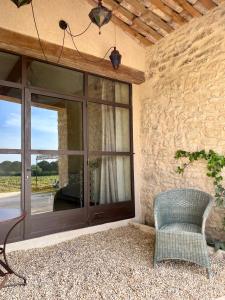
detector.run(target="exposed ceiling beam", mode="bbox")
[146,0,187,24]
[86,0,219,47]
[198,0,217,9]
[173,0,202,16]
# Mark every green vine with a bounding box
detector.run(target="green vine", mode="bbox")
[175,149,225,230]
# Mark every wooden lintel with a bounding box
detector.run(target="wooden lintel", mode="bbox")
[0,27,145,85]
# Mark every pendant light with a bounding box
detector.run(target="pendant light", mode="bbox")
[11,0,32,7]
[89,0,112,34]
[110,47,122,69]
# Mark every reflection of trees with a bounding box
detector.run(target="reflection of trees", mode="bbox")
[32,160,58,176]
[0,160,58,176]
[0,161,21,176]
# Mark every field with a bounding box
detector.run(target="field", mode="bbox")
[0,175,59,193]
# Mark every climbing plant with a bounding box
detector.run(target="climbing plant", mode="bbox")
[175,149,225,230]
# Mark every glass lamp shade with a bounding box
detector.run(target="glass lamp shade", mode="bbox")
[110,47,122,70]
[11,0,32,7]
[89,1,112,32]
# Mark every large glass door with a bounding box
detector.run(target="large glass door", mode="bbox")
[0,86,24,242]
[87,76,134,225]
[24,89,87,239]
[0,51,135,242]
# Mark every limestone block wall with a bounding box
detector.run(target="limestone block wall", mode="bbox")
[141,3,225,240]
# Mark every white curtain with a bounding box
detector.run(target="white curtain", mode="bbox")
[99,104,118,204]
[115,107,131,202]
[98,81,131,204]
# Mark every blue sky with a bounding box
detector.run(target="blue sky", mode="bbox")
[0,99,58,163]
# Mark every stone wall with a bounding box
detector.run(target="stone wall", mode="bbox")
[140,3,225,240]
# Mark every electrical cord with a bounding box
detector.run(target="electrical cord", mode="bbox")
[67,24,114,63]
[31,1,48,62]
[31,1,66,64]
[67,22,92,38]
[31,2,113,65]
[57,29,65,64]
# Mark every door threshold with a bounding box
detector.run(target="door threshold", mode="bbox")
[6,218,134,252]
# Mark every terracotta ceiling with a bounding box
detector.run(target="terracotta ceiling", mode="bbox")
[87,0,223,46]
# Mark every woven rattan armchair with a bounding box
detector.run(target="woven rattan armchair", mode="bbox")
[153,189,213,278]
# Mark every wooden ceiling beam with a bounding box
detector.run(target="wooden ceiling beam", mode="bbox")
[86,0,217,47]
[146,0,187,24]
[122,0,146,15]
[111,15,154,46]
[173,0,202,17]
[198,0,217,9]
[132,18,163,40]
[0,26,145,84]
[141,10,174,33]
[104,0,165,43]
[121,0,175,36]
[101,0,134,23]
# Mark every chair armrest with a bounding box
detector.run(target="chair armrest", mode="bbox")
[202,199,213,234]
[154,208,168,230]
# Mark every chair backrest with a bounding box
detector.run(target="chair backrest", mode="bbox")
[154,189,213,226]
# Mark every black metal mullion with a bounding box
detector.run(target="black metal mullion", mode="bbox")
[84,73,90,224]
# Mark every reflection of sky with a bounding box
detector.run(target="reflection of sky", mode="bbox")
[0,100,21,149]
[0,100,58,163]
[31,106,58,150]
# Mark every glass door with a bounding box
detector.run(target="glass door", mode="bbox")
[0,86,24,242]
[87,76,135,225]
[24,89,87,239]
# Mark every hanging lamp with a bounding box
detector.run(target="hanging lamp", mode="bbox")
[89,0,112,34]
[110,47,122,69]
[11,0,32,7]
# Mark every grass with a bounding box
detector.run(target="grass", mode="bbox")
[0,175,59,193]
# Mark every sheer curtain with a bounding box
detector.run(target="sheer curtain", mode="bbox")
[98,82,131,205]
[115,108,131,202]
[99,84,118,204]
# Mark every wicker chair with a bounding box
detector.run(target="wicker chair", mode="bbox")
[153,189,213,278]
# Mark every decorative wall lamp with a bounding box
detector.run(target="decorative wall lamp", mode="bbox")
[10,0,122,69]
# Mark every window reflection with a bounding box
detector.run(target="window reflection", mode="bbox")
[27,60,84,96]
[31,95,83,150]
[31,155,83,215]
[0,154,21,209]
[0,94,21,149]
[0,52,21,83]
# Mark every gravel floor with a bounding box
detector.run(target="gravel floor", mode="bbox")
[0,225,225,300]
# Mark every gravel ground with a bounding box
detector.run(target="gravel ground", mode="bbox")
[0,225,225,300]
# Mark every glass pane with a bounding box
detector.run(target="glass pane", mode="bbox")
[88,103,130,152]
[31,95,83,150]
[0,91,22,149]
[0,52,21,83]
[115,82,129,104]
[27,60,84,96]
[88,75,114,101]
[0,154,21,209]
[116,107,130,152]
[31,155,83,215]
[89,156,131,206]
